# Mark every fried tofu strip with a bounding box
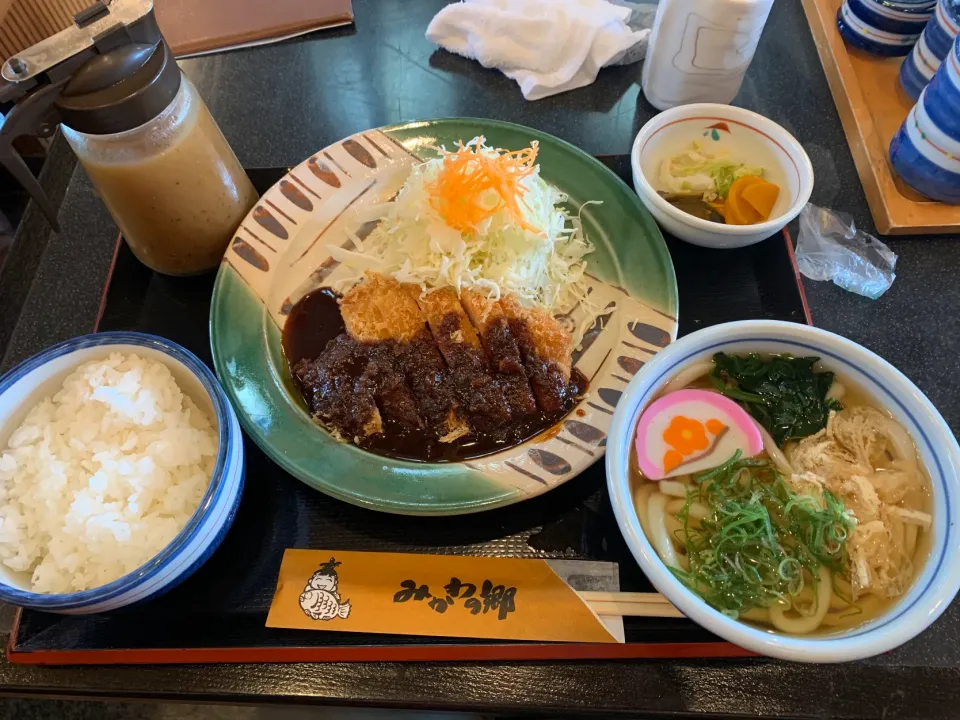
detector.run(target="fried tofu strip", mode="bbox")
[461,289,536,418]
[411,287,512,431]
[499,294,574,414]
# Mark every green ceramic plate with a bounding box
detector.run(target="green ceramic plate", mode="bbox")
[210,118,677,515]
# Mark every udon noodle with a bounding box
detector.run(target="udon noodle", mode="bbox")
[631,355,932,636]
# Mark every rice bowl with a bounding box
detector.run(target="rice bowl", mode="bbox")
[0,353,218,594]
[0,332,244,614]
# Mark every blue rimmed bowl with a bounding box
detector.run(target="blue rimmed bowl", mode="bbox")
[606,320,960,662]
[890,34,960,203]
[0,332,245,614]
[899,0,960,99]
[838,0,936,56]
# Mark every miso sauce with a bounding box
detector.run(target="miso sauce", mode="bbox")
[282,287,587,463]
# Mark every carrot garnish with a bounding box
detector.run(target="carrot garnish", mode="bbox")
[427,137,542,234]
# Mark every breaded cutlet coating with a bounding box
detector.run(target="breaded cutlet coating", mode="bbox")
[343,277,470,443]
[461,289,536,417]
[459,288,504,336]
[411,286,483,350]
[340,272,426,343]
[396,329,470,443]
[499,294,573,381]
[410,286,511,431]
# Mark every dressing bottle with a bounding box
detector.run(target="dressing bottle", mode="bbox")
[0,0,257,276]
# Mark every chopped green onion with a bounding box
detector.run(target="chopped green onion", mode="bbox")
[670,452,855,619]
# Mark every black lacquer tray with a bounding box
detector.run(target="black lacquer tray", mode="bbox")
[7,157,809,664]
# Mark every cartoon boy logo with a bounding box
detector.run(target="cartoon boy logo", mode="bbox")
[299,557,351,621]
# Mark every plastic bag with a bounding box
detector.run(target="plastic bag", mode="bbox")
[795,203,897,300]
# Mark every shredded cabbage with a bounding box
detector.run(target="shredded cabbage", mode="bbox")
[330,138,599,320]
[660,141,764,202]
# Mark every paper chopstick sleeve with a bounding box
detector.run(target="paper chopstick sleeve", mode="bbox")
[266,549,619,644]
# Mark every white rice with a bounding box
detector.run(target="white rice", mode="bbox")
[0,353,218,594]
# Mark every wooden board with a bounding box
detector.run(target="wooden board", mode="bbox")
[154,0,354,57]
[802,0,960,235]
[0,0,87,61]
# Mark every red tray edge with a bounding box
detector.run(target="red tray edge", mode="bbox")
[6,601,756,666]
[7,635,754,666]
[782,226,814,326]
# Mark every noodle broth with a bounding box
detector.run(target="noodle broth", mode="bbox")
[629,359,933,637]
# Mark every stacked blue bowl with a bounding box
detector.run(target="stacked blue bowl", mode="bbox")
[838,0,937,56]
[890,34,960,203]
[900,0,960,99]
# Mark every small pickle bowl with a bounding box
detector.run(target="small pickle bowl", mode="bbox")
[0,332,244,614]
[605,320,960,662]
[631,104,814,249]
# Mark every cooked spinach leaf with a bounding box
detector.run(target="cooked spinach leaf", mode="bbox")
[710,352,842,446]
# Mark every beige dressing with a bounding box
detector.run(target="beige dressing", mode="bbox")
[65,78,257,276]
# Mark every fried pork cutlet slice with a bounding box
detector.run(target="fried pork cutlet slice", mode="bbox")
[340,271,426,343]
[460,289,536,418]
[293,335,383,441]
[499,294,575,414]
[411,287,512,432]
[340,273,466,441]
[413,286,482,350]
[361,344,423,432]
[397,330,470,443]
[339,273,424,431]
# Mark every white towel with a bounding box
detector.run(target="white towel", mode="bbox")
[426,0,651,101]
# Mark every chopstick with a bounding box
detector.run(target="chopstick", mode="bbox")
[579,591,685,618]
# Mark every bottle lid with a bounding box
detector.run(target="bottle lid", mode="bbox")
[56,39,181,135]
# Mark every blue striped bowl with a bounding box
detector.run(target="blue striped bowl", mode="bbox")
[900,0,960,99]
[607,321,960,662]
[838,0,936,56]
[0,332,245,613]
[890,34,960,203]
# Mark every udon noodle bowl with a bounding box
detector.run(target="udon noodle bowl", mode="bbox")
[631,352,932,636]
